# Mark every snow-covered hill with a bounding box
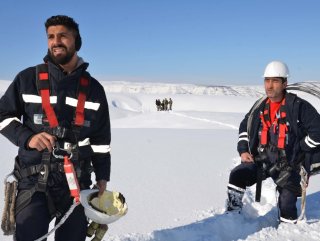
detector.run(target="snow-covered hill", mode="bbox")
[0,80,320,241]
[103,81,265,97]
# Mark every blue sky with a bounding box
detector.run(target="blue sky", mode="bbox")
[0,0,319,85]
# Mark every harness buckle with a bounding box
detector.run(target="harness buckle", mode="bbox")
[279,149,286,158]
[39,165,48,177]
[64,142,77,151]
[52,126,67,139]
[258,145,265,153]
[52,143,73,160]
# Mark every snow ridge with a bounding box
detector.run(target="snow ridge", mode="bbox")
[103,81,265,97]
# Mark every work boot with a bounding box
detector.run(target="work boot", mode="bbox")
[225,185,245,213]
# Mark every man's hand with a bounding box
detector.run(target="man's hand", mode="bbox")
[96,180,107,197]
[240,152,254,163]
[28,132,56,152]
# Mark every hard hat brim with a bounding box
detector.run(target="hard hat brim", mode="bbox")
[80,189,128,225]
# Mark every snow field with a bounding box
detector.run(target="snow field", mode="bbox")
[0,81,320,240]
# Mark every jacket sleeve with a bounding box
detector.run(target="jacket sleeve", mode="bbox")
[299,100,320,152]
[237,112,250,155]
[237,97,265,155]
[89,84,111,182]
[0,74,34,148]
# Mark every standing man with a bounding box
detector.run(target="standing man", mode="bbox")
[155,99,161,111]
[226,61,320,223]
[168,98,173,111]
[163,98,168,111]
[0,15,111,240]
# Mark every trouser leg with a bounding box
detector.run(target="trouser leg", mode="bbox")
[54,204,88,241]
[229,162,258,188]
[15,192,50,241]
[226,163,258,211]
[278,188,298,223]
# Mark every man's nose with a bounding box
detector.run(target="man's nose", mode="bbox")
[52,36,62,45]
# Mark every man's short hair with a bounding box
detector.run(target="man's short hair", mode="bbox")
[280,77,287,83]
[265,77,287,83]
[45,15,82,51]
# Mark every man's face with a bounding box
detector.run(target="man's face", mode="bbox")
[47,25,77,65]
[264,77,287,101]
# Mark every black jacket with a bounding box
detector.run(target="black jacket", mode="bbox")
[0,57,111,187]
[237,92,320,167]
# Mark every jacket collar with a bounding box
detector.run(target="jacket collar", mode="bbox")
[43,54,89,74]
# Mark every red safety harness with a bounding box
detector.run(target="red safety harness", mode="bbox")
[260,98,288,149]
[14,64,91,216]
[37,65,89,128]
[37,64,90,203]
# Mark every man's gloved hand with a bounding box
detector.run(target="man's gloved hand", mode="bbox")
[87,221,108,241]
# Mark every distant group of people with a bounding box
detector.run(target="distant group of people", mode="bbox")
[155,98,173,111]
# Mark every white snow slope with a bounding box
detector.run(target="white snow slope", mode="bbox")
[0,80,320,241]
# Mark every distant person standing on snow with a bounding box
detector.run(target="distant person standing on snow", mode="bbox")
[0,15,111,241]
[225,61,320,224]
[155,99,161,111]
[168,98,173,111]
[163,98,169,111]
[161,99,165,111]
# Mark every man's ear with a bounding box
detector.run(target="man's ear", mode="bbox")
[283,79,288,88]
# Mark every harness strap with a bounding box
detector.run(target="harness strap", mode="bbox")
[260,115,269,146]
[36,64,59,128]
[260,100,271,146]
[278,100,288,149]
[14,162,64,180]
[35,151,51,193]
[36,64,90,129]
[260,98,287,149]
[74,75,89,126]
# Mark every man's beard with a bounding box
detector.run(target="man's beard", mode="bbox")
[48,45,75,65]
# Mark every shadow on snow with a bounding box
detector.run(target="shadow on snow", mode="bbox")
[148,191,320,241]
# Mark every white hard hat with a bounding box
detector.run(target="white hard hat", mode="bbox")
[80,189,128,225]
[263,60,290,78]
